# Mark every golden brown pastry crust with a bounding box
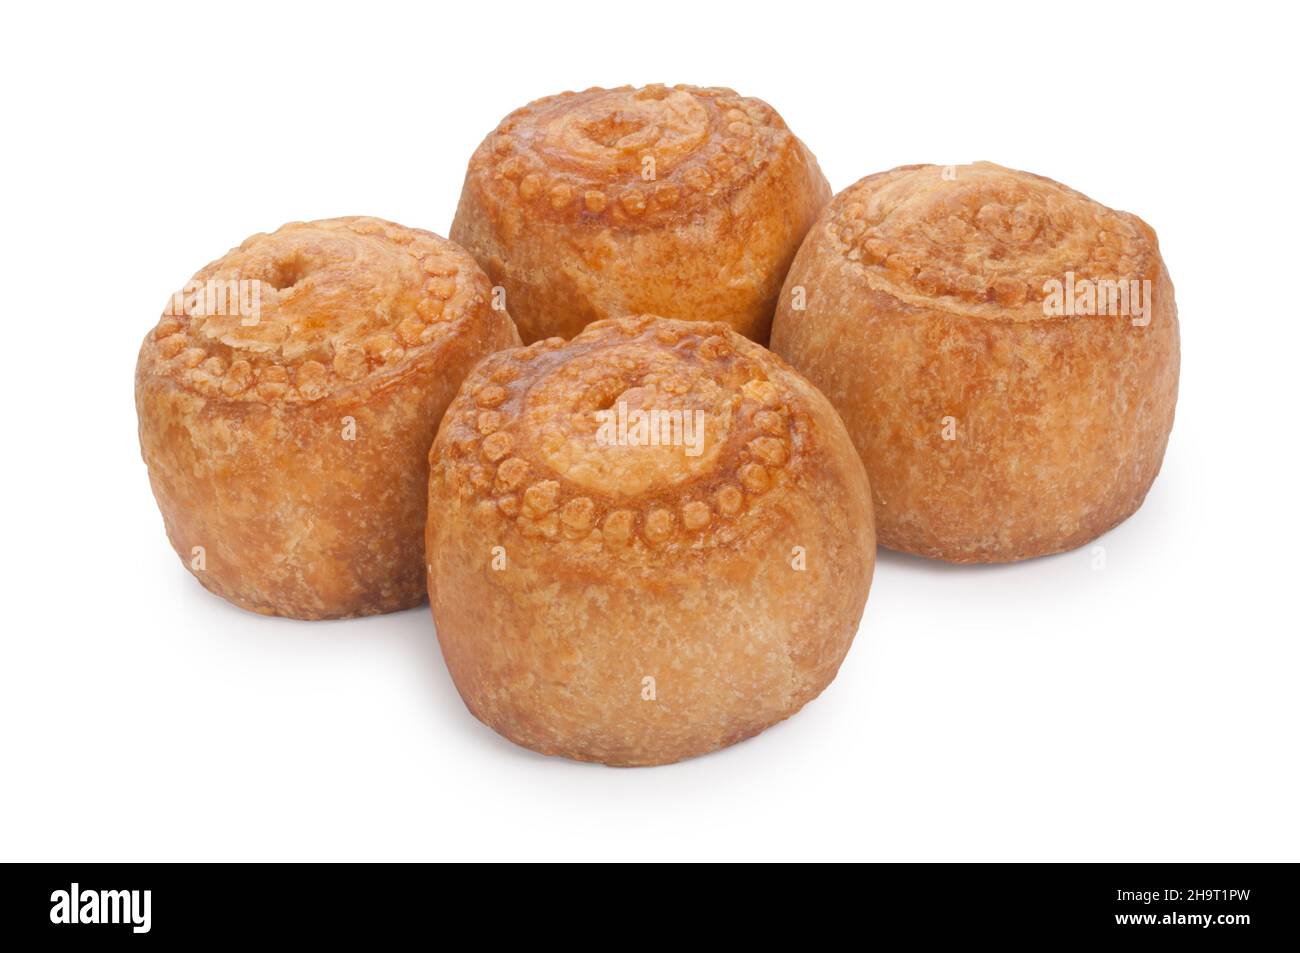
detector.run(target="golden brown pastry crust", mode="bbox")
[450,84,831,344]
[771,162,1180,562]
[426,316,875,766]
[136,217,520,619]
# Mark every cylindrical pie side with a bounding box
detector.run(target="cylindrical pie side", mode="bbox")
[426,316,875,766]
[771,162,1180,562]
[136,217,521,619]
[450,84,831,344]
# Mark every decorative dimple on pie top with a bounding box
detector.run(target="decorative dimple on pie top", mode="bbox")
[435,316,801,550]
[830,162,1157,318]
[140,217,484,402]
[471,84,794,227]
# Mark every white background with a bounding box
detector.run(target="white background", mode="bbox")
[2,1,1296,861]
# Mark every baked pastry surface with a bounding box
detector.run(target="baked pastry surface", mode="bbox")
[450,84,831,344]
[771,162,1180,562]
[136,217,520,619]
[426,316,875,765]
